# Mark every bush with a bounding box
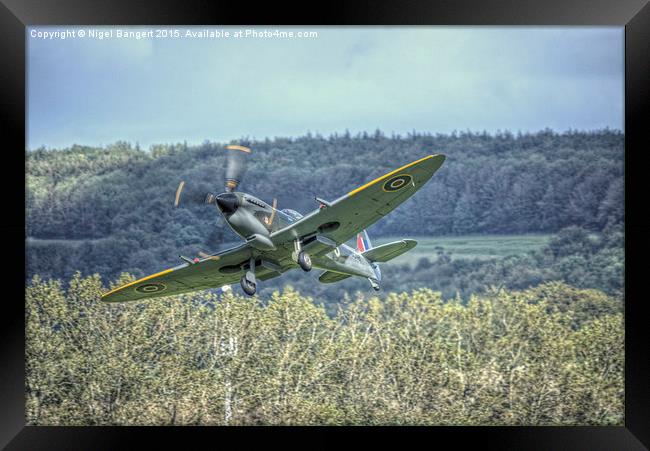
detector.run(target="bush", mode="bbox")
[26,275,623,425]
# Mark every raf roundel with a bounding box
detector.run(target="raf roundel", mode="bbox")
[135,283,167,294]
[382,174,413,192]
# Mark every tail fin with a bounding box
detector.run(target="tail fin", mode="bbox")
[358,230,381,282]
[356,230,372,252]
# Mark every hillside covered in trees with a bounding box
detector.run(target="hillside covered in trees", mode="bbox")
[25,130,625,426]
[26,276,623,426]
[262,223,624,314]
[26,129,624,304]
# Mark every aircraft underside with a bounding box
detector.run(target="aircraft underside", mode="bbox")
[101,148,442,303]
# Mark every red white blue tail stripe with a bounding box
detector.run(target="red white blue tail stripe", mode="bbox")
[356,230,371,252]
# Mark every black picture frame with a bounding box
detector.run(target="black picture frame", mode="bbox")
[2,0,648,448]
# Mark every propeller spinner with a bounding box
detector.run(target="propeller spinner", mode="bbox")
[172,143,282,263]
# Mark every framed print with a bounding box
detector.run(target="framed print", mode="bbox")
[2,0,648,448]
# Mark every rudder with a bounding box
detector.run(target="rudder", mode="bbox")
[356,230,372,252]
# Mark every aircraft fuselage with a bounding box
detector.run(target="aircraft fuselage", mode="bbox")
[216,192,379,282]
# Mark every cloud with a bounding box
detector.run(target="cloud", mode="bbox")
[27,26,623,149]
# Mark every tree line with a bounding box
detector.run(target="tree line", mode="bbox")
[26,129,623,286]
[267,223,624,315]
[26,275,623,426]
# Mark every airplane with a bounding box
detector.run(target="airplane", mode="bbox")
[101,146,446,302]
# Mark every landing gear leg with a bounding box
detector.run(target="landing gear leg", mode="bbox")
[240,258,257,296]
[292,239,312,272]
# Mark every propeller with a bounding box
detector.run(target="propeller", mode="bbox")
[224,144,251,192]
[172,144,253,259]
[267,198,278,227]
[198,250,221,261]
[173,181,185,207]
[173,180,217,208]
[173,144,252,208]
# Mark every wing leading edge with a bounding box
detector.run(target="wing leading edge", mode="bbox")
[269,154,445,249]
[101,243,253,303]
[101,154,445,302]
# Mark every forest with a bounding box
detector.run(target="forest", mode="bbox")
[25,129,624,426]
[260,223,623,315]
[26,276,623,426]
[26,129,624,307]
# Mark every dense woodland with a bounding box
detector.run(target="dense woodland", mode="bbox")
[26,129,624,305]
[25,129,624,425]
[26,276,623,426]
[264,223,624,314]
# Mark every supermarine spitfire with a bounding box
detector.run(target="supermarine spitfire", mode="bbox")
[101,146,445,302]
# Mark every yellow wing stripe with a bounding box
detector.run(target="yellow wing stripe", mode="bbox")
[347,155,435,197]
[101,268,174,298]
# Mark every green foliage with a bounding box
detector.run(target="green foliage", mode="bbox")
[26,276,623,425]
[263,224,624,314]
[26,129,623,284]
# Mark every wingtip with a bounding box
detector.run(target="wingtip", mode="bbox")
[428,153,446,169]
[420,153,446,164]
[100,291,130,303]
[100,286,121,301]
[100,286,126,302]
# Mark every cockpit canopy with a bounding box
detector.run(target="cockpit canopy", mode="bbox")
[280,208,303,223]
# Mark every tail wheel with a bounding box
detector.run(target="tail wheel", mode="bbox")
[298,251,312,272]
[240,276,256,296]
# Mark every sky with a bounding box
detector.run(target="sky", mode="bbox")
[27,26,623,150]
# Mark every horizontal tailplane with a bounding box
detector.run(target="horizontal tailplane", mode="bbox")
[361,239,417,263]
[318,271,352,284]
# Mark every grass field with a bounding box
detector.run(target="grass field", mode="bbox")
[27,234,553,270]
[373,234,552,267]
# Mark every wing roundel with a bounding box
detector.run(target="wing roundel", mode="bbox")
[101,244,253,303]
[269,154,446,248]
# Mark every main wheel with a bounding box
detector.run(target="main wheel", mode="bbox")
[240,276,256,296]
[297,251,312,272]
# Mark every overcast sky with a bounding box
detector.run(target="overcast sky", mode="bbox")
[27,26,623,150]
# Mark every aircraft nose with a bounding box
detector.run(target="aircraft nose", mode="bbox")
[215,193,239,214]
